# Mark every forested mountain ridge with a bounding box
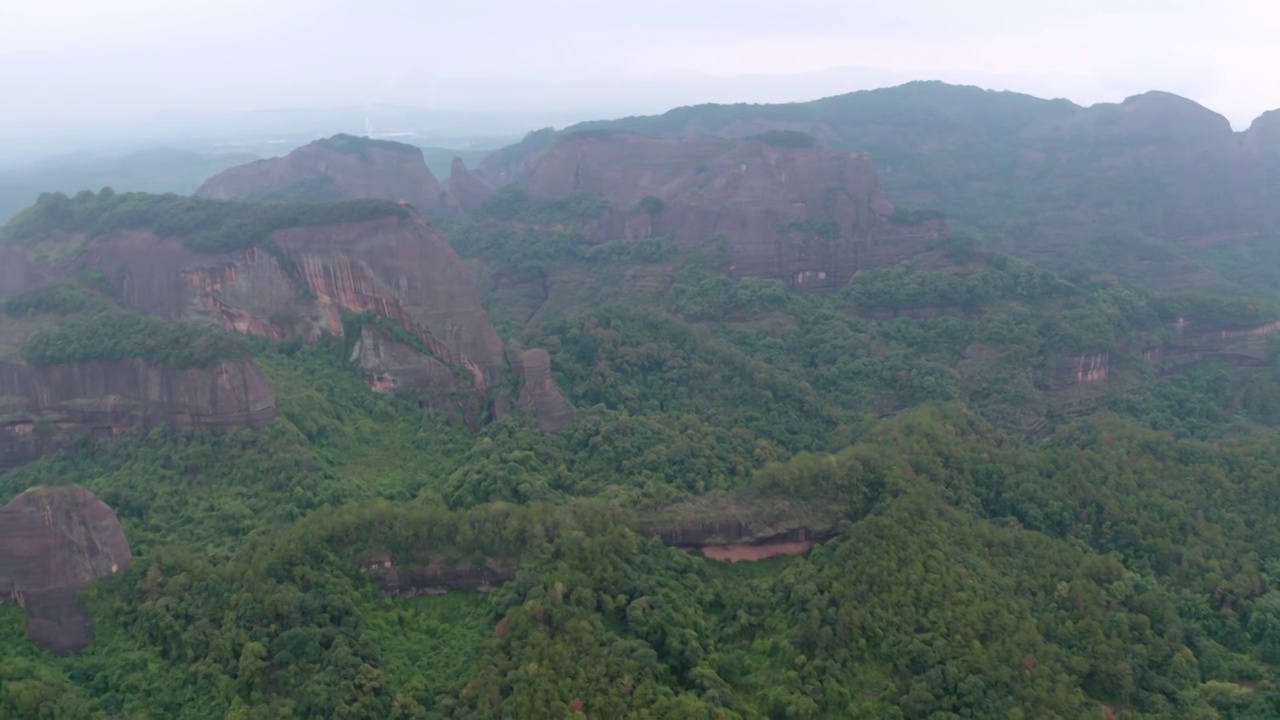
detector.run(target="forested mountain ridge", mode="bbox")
[481,81,1280,294]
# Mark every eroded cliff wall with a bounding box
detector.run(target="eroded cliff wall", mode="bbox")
[518,133,946,290]
[0,358,277,471]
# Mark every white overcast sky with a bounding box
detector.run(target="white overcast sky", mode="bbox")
[1,0,1277,130]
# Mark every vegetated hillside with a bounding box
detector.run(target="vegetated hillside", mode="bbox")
[9,134,1280,716]
[449,190,1280,439]
[0,147,256,225]
[481,81,1280,293]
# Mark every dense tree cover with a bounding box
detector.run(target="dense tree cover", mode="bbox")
[10,399,1280,716]
[752,130,818,148]
[472,186,610,225]
[0,188,409,254]
[316,134,424,159]
[19,308,250,367]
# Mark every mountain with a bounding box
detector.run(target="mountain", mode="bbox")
[474,130,946,291]
[0,190,573,471]
[481,81,1280,293]
[196,134,447,210]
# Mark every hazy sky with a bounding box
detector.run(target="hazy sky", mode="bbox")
[2,0,1277,133]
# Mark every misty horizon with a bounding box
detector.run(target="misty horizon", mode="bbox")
[3,0,1278,153]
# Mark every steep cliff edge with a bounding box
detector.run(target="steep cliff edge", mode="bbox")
[0,485,132,654]
[514,132,945,290]
[444,157,495,214]
[0,358,276,471]
[510,348,575,433]
[196,134,445,210]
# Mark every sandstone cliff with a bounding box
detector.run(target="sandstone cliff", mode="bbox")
[0,485,131,654]
[196,135,445,211]
[638,492,842,562]
[443,157,495,214]
[0,207,572,440]
[510,348,575,433]
[513,132,945,290]
[54,216,509,385]
[0,358,277,471]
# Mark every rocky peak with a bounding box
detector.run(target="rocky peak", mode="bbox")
[196,134,445,210]
[444,157,495,214]
[1,485,131,654]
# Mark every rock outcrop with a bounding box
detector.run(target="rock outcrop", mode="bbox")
[512,348,575,433]
[1050,352,1112,389]
[514,132,945,290]
[196,134,445,211]
[0,358,277,471]
[443,157,495,214]
[349,325,485,427]
[639,492,841,561]
[0,485,131,654]
[59,216,505,386]
[359,555,517,595]
[0,209,572,441]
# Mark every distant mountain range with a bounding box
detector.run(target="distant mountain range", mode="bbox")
[481,80,1280,293]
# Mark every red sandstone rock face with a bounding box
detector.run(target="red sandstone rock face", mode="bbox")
[349,325,487,428]
[518,133,945,290]
[0,213,573,442]
[0,485,131,654]
[512,348,575,433]
[444,157,495,215]
[196,135,444,210]
[0,358,277,471]
[0,206,576,458]
[1050,352,1112,389]
[274,216,508,383]
[61,216,509,387]
[701,540,815,562]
